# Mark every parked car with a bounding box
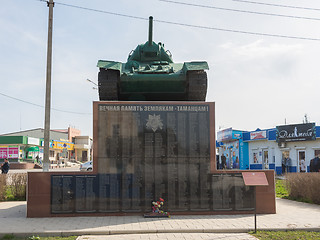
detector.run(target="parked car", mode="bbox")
[80,161,92,171]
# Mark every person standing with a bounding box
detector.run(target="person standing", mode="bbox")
[300,158,306,173]
[221,154,227,169]
[313,155,320,172]
[286,157,291,173]
[1,158,10,174]
[282,157,286,174]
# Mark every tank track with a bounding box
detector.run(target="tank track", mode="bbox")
[98,69,119,101]
[187,70,207,101]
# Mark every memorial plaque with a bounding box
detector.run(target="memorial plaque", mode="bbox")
[177,112,187,157]
[98,173,121,212]
[189,113,200,157]
[177,158,188,210]
[51,175,74,213]
[199,113,210,157]
[234,174,254,210]
[75,175,97,213]
[95,102,213,212]
[167,157,178,210]
[211,173,254,211]
[212,174,233,211]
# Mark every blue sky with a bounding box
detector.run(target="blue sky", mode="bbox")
[1,0,320,136]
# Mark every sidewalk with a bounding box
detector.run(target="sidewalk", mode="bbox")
[0,198,319,238]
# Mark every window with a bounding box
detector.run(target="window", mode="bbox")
[252,151,259,163]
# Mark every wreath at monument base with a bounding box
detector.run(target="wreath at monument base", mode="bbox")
[144,198,170,218]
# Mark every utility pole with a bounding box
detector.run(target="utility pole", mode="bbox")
[43,0,54,172]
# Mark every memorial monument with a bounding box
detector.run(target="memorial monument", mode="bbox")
[27,16,275,218]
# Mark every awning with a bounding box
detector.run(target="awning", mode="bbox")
[25,146,39,152]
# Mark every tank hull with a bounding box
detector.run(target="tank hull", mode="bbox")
[98,68,208,101]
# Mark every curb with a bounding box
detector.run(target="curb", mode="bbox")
[1,228,320,238]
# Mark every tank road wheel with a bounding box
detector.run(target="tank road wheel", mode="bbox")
[98,69,119,101]
[187,70,208,101]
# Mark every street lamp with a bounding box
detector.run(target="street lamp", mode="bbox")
[87,78,98,90]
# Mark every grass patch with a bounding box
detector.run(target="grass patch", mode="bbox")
[286,173,320,205]
[0,173,27,202]
[276,175,320,205]
[250,230,320,240]
[275,179,289,199]
[0,235,77,240]
[5,186,26,201]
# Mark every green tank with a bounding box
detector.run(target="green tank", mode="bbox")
[97,16,209,101]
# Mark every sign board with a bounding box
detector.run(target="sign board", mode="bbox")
[242,172,268,186]
[28,137,40,146]
[276,123,316,142]
[0,146,19,159]
[52,140,74,150]
[250,131,267,140]
[217,128,232,142]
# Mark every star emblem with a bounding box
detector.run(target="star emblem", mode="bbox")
[146,114,163,132]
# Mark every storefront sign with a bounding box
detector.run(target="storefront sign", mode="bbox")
[250,131,267,140]
[217,128,233,142]
[52,141,74,150]
[0,146,19,159]
[276,123,316,142]
[234,133,241,139]
[28,137,40,146]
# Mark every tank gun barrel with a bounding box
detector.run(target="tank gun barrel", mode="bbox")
[148,16,153,46]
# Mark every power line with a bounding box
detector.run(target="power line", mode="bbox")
[159,0,320,21]
[38,0,148,21]
[228,0,320,12]
[155,19,320,41]
[36,1,320,42]
[0,92,92,115]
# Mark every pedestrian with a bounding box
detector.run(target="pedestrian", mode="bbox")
[221,154,227,169]
[281,157,286,174]
[313,155,320,172]
[286,157,291,173]
[1,158,10,174]
[300,158,306,173]
[310,158,314,172]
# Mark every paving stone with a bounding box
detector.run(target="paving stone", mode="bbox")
[0,198,319,239]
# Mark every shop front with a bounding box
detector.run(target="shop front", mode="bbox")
[276,123,317,174]
[0,136,42,162]
[51,140,74,164]
[243,123,319,174]
[243,129,277,171]
[216,128,249,170]
[0,145,19,160]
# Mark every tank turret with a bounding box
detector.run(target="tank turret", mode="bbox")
[97,16,209,101]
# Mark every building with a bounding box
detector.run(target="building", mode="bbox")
[0,127,91,164]
[0,136,41,162]
[243,128,277,171]
[217,123,320,174]
[73,136,92,162]
[216,128,249,170]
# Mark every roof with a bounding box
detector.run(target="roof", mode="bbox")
[0,128,68,136]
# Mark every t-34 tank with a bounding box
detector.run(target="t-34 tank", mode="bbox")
[97,16,209,101]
